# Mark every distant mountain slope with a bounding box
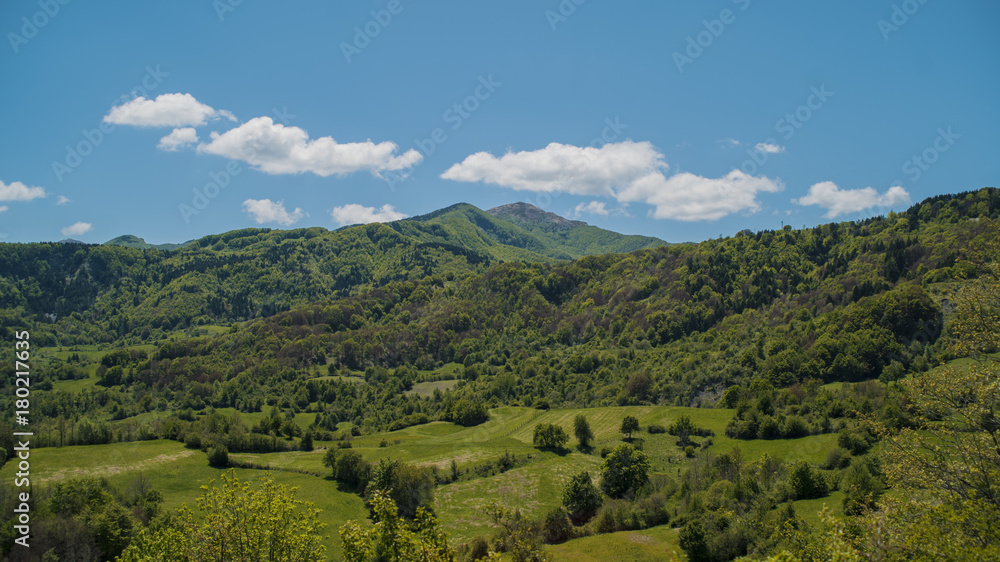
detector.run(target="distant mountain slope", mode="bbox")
[395,202,666,261]
[104,235,193,251]
[487,202,667,258]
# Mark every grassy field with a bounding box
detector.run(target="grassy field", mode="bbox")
[4,403,845,559]
[0,439,365,558]
[406,379,460,397]
[547,524,684,561]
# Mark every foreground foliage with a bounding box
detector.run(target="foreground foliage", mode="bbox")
[119,470,325,561]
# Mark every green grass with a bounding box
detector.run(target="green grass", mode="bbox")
[405,379,460,397]
[546,525,684,561]
[793,491,844,528]
[0,440,365,558]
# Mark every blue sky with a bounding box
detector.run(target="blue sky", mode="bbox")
[1,0,997,244]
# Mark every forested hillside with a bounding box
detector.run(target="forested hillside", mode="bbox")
[0,203,664,346]
[4,188,995,434]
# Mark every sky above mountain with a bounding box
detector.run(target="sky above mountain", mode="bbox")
[1,1,997,244]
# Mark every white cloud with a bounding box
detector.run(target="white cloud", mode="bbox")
[794,182,910,218]
[0,206,8,213]
[442,141,665,196]
[56,195,71,205]
[104,93,236,127]
[618,169,784,221]
[158,127,199,151]
[719,138,742,148]
[754,142,786,154]
[198,117,421,177]
[573,201,609,217]
[61,222,92,237]
[242,199,305,226]
[443,141,783,221]
[0,180,46,202]
[331,204,407,226]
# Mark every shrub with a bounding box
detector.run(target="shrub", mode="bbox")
[837,427,872,455]
[823,447,852,470]
[789,461,829,500]
[541,507,574,544]
[782,415,810,438]
[184,433,202,450]
[207,444,229,468]
[647,424,667,434]
[562,471,603,522]
[462,536,490,562]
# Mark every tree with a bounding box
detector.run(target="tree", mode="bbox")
[324,449,371,489]
[679,519,710,562]
[620,415,639,440]
[849,231,1000,559]
[562,471,602,522]
[840,458,884,516]
[600,444,650,499]
[300,429,314,452]
[341,490,459,562]
[449,399,488,426]
[485,502,547,562]
[365,459,436,520]
[533,423,569,450]
[625,371,652,398]
[119,470,326,561]
[573,415,594,449]
[789,461,828,500]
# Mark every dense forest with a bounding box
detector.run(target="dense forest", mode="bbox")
[1,187,998,561]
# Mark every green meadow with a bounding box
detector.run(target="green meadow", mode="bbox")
[3,403,844,559]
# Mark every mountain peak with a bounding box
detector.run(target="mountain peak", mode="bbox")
[486,202,586,230]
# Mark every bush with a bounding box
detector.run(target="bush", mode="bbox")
[450,400,489,427]
[823,447,852,470]
[837,427,872,455]
[789,461,829,500]
[461,536,490,562]
[207,444,229,468]
[647,424,667,434]
[325,449,371,489]
[184,433,202,450]
[679,519,710,562]
[541,507,574,544]
[782,415,810,438]
[562,471,603,522]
